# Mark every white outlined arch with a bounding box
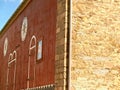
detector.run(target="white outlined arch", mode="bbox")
[12,51,17,90]
[27,35,37,89]
[6,53,12,90]
[6,50,17,90]
[8,53,13,62]
[29,35,36,50]
[13,51,17,60]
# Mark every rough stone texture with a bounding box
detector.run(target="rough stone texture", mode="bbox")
[72,0,120,90]
[55,0,69,90]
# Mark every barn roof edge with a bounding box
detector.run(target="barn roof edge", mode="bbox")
[0,0,31,38]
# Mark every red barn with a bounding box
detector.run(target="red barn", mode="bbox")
[0,0,58,90]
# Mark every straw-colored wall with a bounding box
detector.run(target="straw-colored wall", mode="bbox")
[72,0,120,90]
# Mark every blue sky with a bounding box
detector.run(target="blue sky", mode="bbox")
[0,0,23,30]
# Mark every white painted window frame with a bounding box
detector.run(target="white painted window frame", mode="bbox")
[27,35,36,89]
[6,51,17,90]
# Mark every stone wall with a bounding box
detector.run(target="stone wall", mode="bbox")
[72,0,120,90]
[55,0,69,90]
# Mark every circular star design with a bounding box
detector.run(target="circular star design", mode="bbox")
[4,38,8,56]
[21,17,28,41]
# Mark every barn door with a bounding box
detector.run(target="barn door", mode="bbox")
[27,35,36,88]
[6,51,17,90]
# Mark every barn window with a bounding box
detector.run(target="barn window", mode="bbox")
[8,53,13,62]
[6,51,17,90]
[27,35,37,88]
[13,50,17,61]
[29,35,36,52]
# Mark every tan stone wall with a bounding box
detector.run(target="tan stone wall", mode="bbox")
[72,0,120,90]
[55,0,69,90]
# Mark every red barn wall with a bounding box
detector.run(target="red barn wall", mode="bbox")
[0,0,57,89]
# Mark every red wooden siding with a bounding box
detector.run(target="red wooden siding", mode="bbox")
[0,0,57,89]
